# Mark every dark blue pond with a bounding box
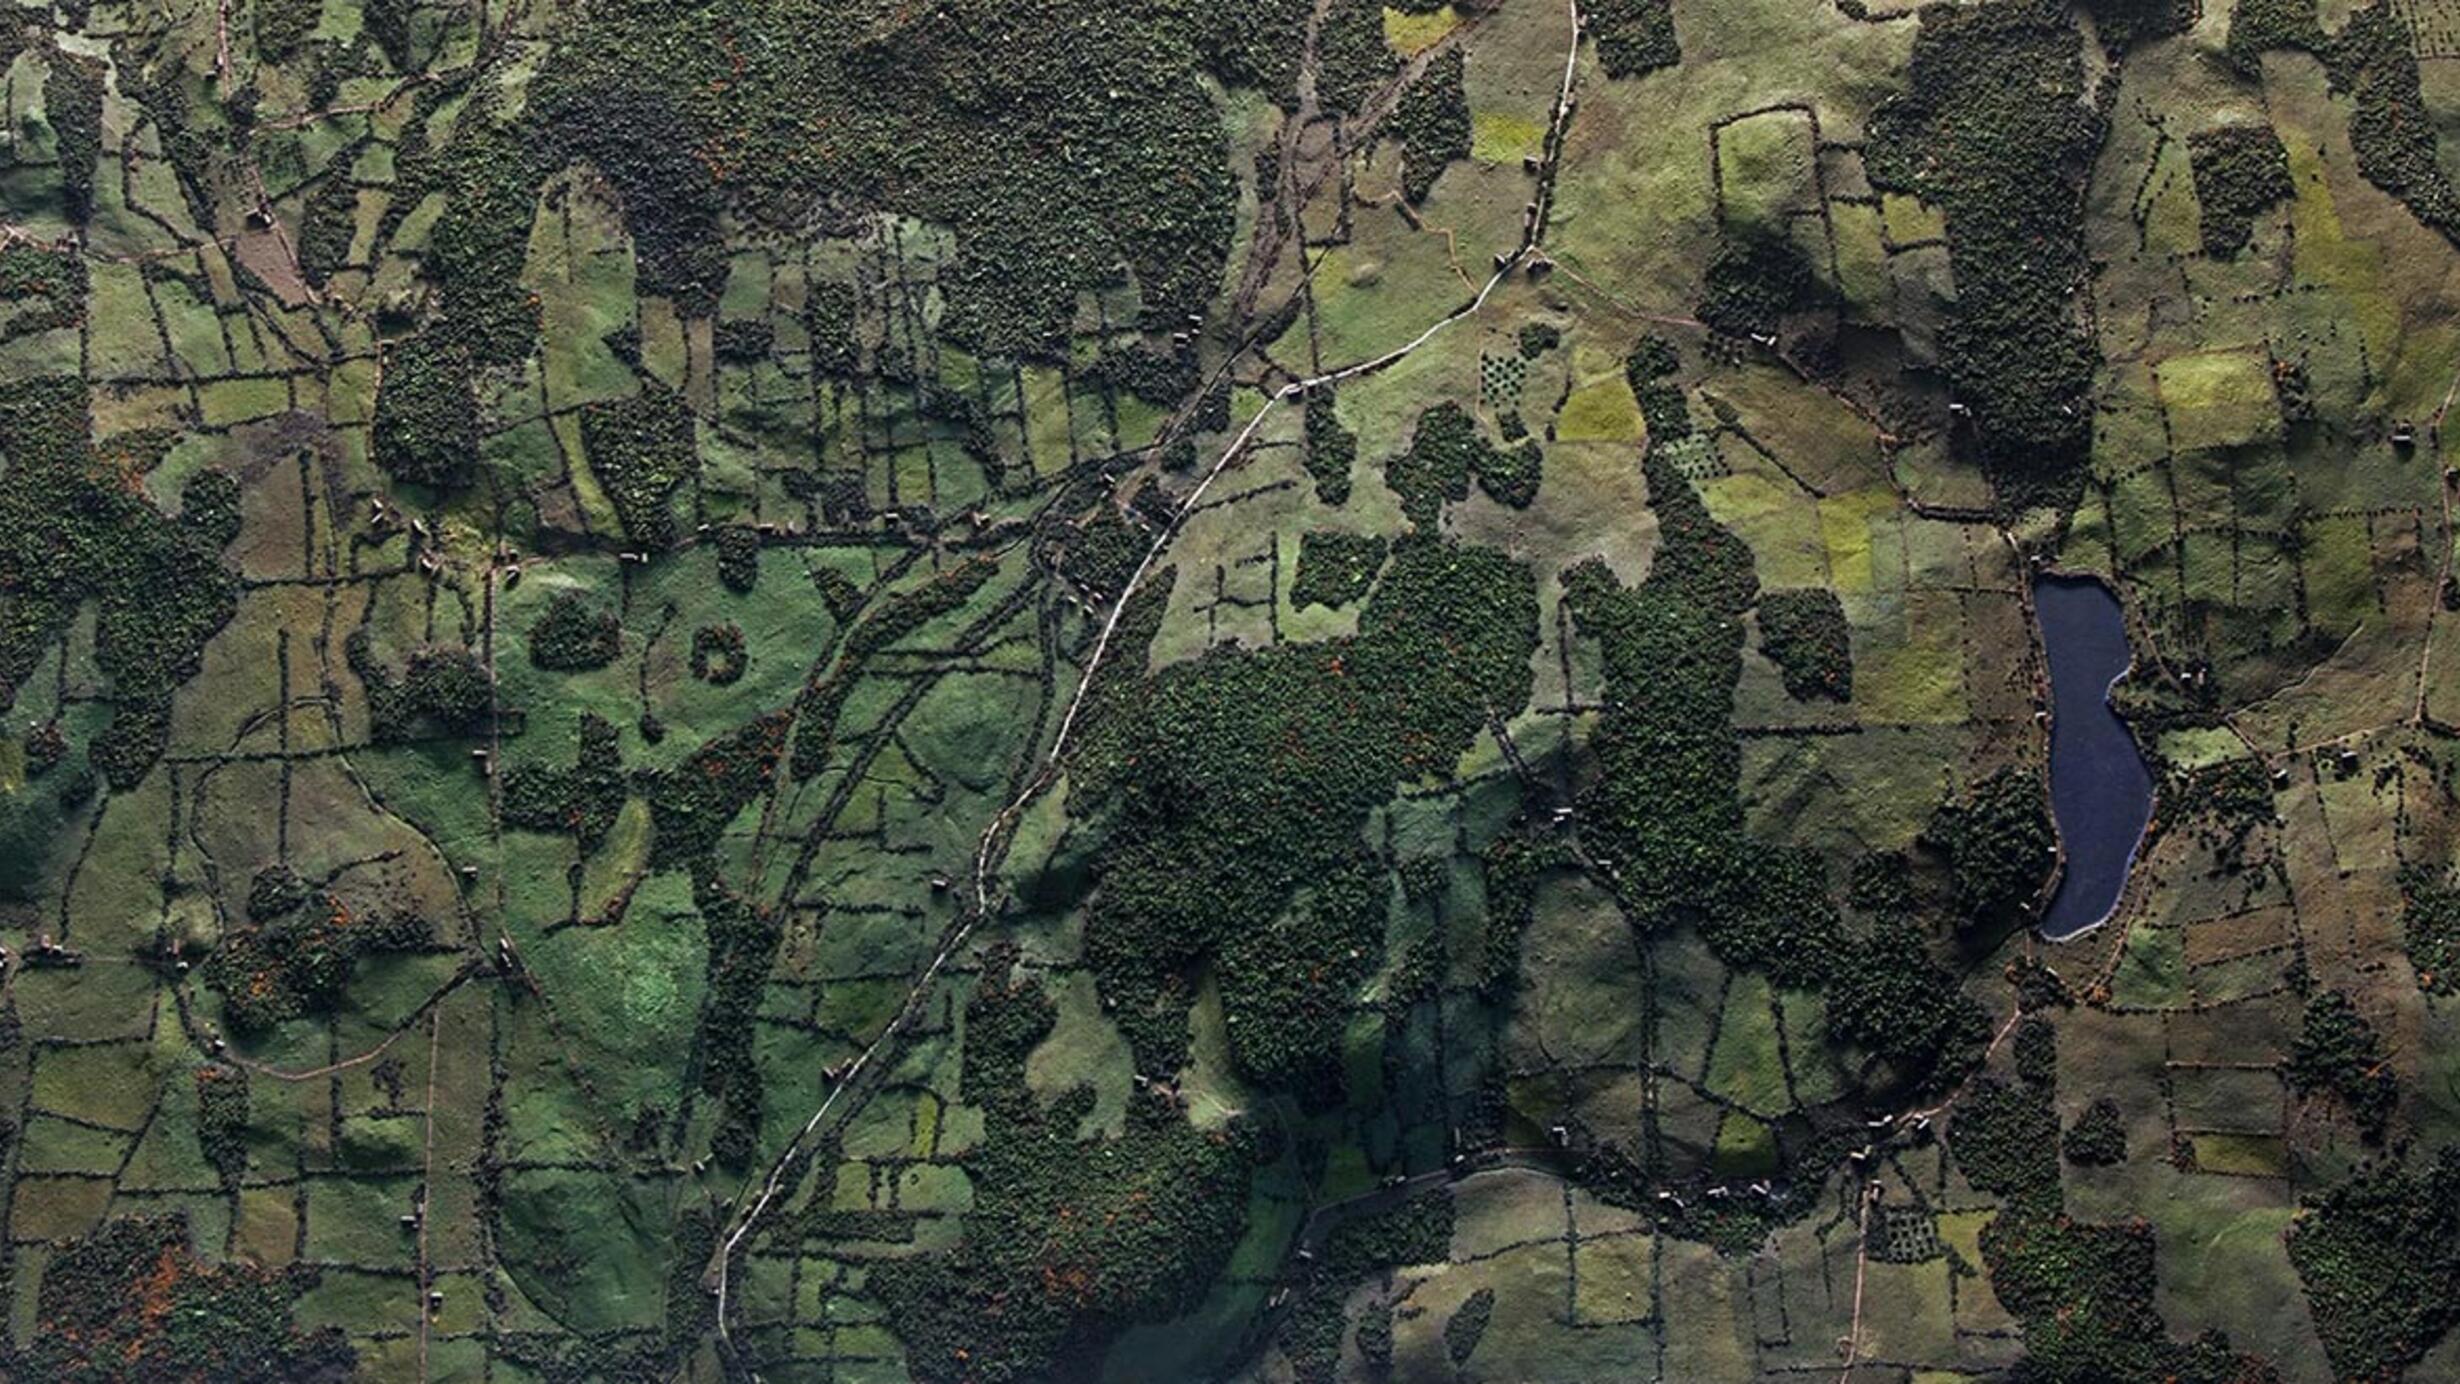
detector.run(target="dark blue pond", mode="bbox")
[2035,574,2154,940]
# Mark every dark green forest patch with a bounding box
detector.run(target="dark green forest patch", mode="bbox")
[1866,0,2103,475]
[1757,589,1851,701]
[2189,123,2293,257]
[870,949,1261,1382]
[1068,535,1538,1076]
[1291,530,1389,610]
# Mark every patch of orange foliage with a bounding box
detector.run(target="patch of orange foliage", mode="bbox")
[124,1246,187,1364]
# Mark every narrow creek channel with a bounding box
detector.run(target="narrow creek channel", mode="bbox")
[2033,574,2154,940]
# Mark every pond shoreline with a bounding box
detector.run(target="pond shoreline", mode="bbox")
[2030,572,2156,942]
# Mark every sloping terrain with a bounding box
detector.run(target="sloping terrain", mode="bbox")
[7,0,2460,1380]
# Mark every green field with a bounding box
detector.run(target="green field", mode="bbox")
[7,0,2460,1379]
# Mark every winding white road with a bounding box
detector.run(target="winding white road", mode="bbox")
[707,3,1589,1360]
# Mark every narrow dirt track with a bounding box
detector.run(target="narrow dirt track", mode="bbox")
[706,1,1592,1358]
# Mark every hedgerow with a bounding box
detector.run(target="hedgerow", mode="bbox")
[790,559,998,779]
[811,566,865,623]
[794,1207,917,1245]
[858,562,999,668]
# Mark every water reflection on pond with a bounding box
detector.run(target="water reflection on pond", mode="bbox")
[2034,574,2154,940]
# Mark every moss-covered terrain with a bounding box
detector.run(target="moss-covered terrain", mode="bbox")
[5,0,2460,1377]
